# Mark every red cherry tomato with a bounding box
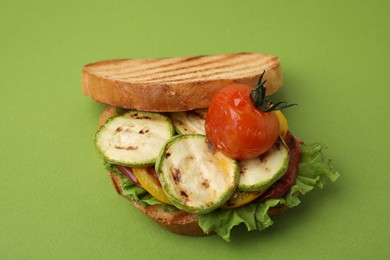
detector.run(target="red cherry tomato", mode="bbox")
[205,84,280,160]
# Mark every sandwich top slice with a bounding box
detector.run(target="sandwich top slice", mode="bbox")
[83,53,339,241]
[82,52,282,111]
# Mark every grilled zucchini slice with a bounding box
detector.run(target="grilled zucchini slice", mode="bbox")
[238,138,289,191]
[156,134,239,214]
[170,109,207,134]
[95,111,174,167]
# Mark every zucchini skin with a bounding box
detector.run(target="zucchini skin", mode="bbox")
[155,134,239,214]
[95,111,175,167]
[238,137,290,192]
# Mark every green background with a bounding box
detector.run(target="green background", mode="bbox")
[1,0,389,259]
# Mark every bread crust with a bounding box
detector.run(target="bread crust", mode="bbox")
[109,171,207,236]
[99,106,288,237]
[83,53,283,112]
[109,171,288,236]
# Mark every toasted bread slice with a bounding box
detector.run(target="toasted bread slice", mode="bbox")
[99,106,288,236]
[83,53,283,112]
[109,171,206,236]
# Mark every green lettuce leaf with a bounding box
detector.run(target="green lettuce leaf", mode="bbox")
[107,164,176,210]
[107,142,339,241]
[198,142,340,241]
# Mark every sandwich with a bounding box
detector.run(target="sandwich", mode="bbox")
[82,52,339,241]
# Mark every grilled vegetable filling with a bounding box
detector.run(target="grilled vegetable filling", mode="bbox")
[98,109,298,213]
[95,111,174,167]
[170,109,207,134]
[156,134,239,214]
[238,137,289,191]
[95,106,340,241]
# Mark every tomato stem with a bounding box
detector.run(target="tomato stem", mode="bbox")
[250,70,297,112]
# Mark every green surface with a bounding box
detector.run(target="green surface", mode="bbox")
[1,0,389,259]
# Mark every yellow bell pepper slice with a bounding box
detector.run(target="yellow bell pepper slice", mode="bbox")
[132,167,173,205]
[221,190,264,209]
[275,110,288,137]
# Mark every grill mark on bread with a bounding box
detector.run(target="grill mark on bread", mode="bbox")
[181,55,206,62]
[113,55,236,79]
[139,60,273,83]
[89,54,271,83]
[90,57,186,77]
[175,57,278,83]
[139,61,275,84]
[91,52,256,77]
[83,53,283,111]
[114,55,263,81]
[97,55,224,78]
[115,54,269,82]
